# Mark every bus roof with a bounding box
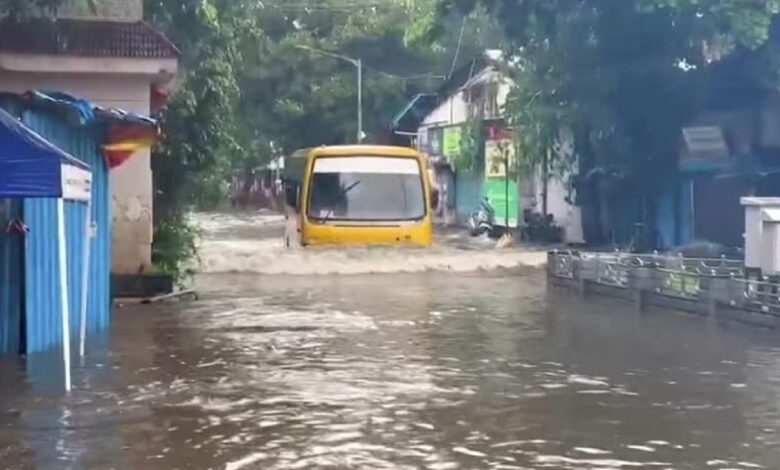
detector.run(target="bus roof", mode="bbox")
[284,145,424,182]
[310,145,421,158]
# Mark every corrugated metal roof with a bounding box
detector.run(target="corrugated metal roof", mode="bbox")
[392,94,437,131]
[0,18,179,59]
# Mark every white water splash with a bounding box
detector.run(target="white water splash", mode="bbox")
[575,447,613,455]
[193,211,548,275]
[626,445,656,452]
[452,446,488,458]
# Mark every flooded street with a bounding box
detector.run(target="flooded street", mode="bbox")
[194,212,547,275]
[3,212,780,469]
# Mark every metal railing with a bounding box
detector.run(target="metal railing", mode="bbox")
[549,251,576,279]
[655,268,702,300]
[733,278,780,316]
[665,257,744,278]
[595,258,631,288]
[550,251,743,278]
[547,250,780,321]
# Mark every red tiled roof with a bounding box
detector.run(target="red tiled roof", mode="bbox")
[0,18,179,59]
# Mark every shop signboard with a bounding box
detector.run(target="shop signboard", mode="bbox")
[484,126,519,228]
[442,126,462,159]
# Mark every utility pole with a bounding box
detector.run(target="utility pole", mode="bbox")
[295,45,363,143]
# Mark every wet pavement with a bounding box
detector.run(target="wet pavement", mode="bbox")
[2,211,780,469]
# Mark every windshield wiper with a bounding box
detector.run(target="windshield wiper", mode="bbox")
[322,180,362,222]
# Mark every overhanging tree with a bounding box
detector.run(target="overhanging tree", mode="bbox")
[441,0,780,244]
[144,0,495,280]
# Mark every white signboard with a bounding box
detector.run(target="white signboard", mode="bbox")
[61,164,92,202]
[682,126,729,159]
[313,157,421,175]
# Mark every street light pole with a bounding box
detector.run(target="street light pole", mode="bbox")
[357,58,363,143]
[295,45,363,143]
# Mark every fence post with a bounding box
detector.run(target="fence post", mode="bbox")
[575,255,591,298]
[632,266,655,313]
[547,251,557,277]
[704,276,721,319]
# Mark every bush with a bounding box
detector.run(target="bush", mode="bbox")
[152,214,200,286]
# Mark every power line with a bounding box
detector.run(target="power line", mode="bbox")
[295,44,447,83]
[448,15,467,78]
[363,64,446,82]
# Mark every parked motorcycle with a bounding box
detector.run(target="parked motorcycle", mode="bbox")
[468,197,496,237]
[521,209,563,243]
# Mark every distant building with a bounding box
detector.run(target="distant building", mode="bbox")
[395,52,583,243]
[657,91,780,251]
[0,0,179,274]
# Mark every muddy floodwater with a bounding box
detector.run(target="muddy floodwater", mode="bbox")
[3,212,780,469]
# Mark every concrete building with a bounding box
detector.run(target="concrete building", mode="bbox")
[0,0,179,274]
[404,52,583,243]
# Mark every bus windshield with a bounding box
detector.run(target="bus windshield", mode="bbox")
[307,156,426,222]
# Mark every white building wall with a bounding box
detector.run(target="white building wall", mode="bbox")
[524,132,584,244]
[0,71,155,273]
[416,66,582,242]
[420,90,468,129]
[533,174,584,244]
[497,80,511,112]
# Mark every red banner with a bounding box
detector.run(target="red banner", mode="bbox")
[103,123,159,169]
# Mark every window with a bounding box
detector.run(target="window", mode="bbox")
[485,83,500,118]
[308,157,426,222]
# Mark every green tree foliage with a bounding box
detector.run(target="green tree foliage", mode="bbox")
[236,0,479,165]
[145,0,249,281]
[452,119,482,173]
[641,0,780,48]
[145,0,492,280]
[445,0,780,242]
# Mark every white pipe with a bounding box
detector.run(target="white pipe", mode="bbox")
[79,198,92,358]
[57,198,72,393]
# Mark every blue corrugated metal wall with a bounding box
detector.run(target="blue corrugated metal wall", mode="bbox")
[0,200,22,355]
[23,110,111,330]
[656,182,676,250]
[22,199,88,352]
[21,198,58,352]
[66,202,89,337]
[455,171,484,223]
[680,180,694,246]
[656,179,695,250]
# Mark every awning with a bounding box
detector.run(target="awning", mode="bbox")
[391,93,437,133]
[0,107,90,199]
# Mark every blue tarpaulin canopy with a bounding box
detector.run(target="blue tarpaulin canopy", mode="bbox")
[0,106,89,199]
[0,106,92,393]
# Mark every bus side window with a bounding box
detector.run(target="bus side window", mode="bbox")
[431,188,439,210]
[284,182,299,210]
